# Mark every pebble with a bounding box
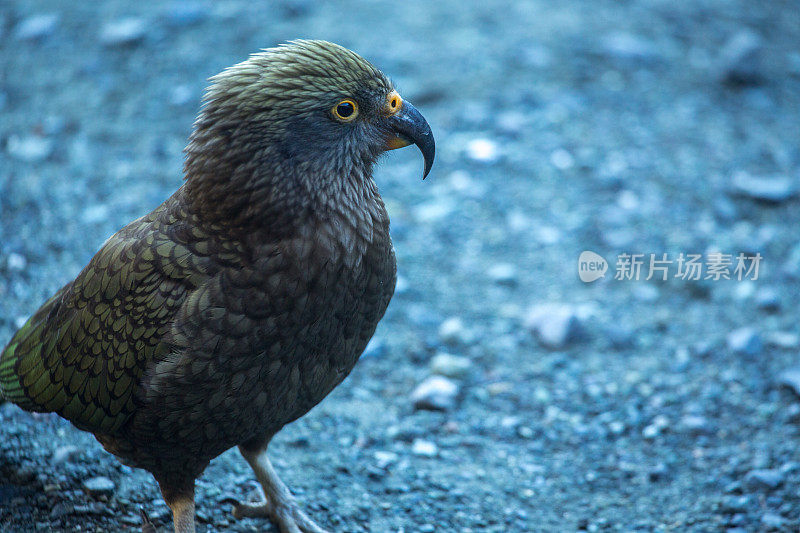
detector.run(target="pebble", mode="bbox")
[730,171,797,203]
[411,439,438,457]
[760,512,785,530]
[82,476,116,498]
[767,331,800,349]
[6,134,54,162]
[438,317,473,345]
[726,328,763,356]
[373,451,399,469]
[430,353,472,379]
[163,1,209,27]
[487,263,518,285]
[15,14,59,40]
[465,138,499,164]
[744,469,784,491]
[602,31,658,61]
[6,252,27,271]
[361,336,386,358]
[524,304,585,349]
[718,29,764,85]
[679,415,710,434]
[411,376,459,411]
[754,286,780,311]
[51,446,81,465]
[777,366,800,396]
[605,324,635,349]
[100,18,147,46]
[550,148,575,170]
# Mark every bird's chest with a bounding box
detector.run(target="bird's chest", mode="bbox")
[248,207,396,421]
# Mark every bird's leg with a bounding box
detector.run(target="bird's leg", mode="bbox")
[158,481,196,533]
[226,444,330,533]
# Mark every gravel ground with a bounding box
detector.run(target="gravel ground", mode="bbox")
[2,1,800,532]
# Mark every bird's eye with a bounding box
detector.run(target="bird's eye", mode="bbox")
[332,99,358,122]
[384,90,403,115]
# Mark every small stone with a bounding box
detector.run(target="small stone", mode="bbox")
[524,304,585,349]
[419,525,435,533]
[550,148,574,170]
[780,367,800,397]
[727,328,763,356]
[760,512,785,530]
[411,376,458,411]
[6,134,53,162]
[438,317,473,345]
[767,331,800,349]
[679,415,710,434]
[411,439,438,457]
[731,171,797,203]
[15,14,59,40]
[82,476,115,498]
[361,336,386,358]
[744,469,784,491]
[100,18,147,46]
[602,32,658,61]
[51,446,80,465]
[373,451,398,469]
[81,204,110,224]
[605,324,635,349]
[412,198,455,223]
[465,138,499,163]
[718,29,764,85]
[487,263,517,285]
[721,495,751,513]
[163,1,209,27]
[754,286,780,311]
[6,253,27,271]
[429,353,472,379]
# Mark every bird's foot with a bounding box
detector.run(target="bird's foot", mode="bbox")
[223,496,329,533]
[140,507,157,533]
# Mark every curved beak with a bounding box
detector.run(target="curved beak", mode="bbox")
[385,100,435,180]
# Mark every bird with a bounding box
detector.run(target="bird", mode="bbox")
[0,39,434,533]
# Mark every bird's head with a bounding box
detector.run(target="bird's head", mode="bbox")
[184,40,434,227]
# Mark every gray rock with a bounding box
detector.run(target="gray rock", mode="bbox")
[679,415,710,434]
[100,18,147,46]
[605,324,635,349]
[602,32,659,61]
[429,353,472,379]
[487,263,518,285]
[718,29,764,85]
[731,171,797,203]
[411,375,459,411]
[726,328,763,356]
[744,469,784,491]
[754,286,780,311]
[778,366,800,396]
[82,476,116,498]
[14,14,59,40]
[524,304,585,349]
[760,512,785,530]
[163,1,209,27]
[438,317,474,346]
[51,446,81,465]
[411,439,438,457]
[6,134,53,162]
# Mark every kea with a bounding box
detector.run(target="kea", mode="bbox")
[0,40,434,533]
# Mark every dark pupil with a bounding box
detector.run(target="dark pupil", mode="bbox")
[391,98,397,108]
[337,102,354,117]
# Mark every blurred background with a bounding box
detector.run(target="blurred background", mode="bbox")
[2,1,800,531]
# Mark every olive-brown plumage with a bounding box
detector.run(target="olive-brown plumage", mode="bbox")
[0,40,434,533]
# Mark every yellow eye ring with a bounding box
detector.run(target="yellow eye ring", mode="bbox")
[384,90,403,115]
[332,99,359,122]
